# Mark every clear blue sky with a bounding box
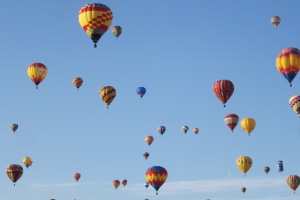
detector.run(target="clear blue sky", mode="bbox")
[1,0,300,199]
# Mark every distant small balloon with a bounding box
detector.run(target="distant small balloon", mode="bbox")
[136,87,146,99]
[157,126,166,135]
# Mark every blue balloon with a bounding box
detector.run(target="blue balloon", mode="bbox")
[136,87,146,98]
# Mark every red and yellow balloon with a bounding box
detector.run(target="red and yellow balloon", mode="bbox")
[27,63,48,89]
[145,166,168,195]
[79,3,113,47]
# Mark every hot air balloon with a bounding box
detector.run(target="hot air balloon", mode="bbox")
[112,26,122,39]
[74,173,81,182]
[145,136,154,146]
[121,179,127,186]
[22,156,33,169]
[224,114,239,132]
[278,160,284,172]
[73,77,83,89]
[27,63,48,89]
[271,16,281,28]
[182,126,189,134]
[112,180,120,189]
[6,164,23,186]
[193,128,199,134]
[276,47,300,87]
[144,181,149,188]
[236,156,252,176]
[136,87,146,99]
[143,152,150,160]
[240,118,256,136]
[287,175,300,193]
[264,166,270,174]
[78,3,113,48]
[157,126,166,135]
[241,187,246,193]
[11,123,18,133]
[100,86,116,108]
[145,166,168,195]
[213,80,234,107]
[289,95,300,117]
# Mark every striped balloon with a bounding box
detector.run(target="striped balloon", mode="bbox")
[78,3,113,47]
[73,77,83,89]
[6,164,23,185]
[145,166,168,195]
[289,95,300,117]
[224,114,239,132]
[112,26,122,38]
[287,175,300,193]
[100,86,116,108]
[213,80,234,107]
[276,47,300,86]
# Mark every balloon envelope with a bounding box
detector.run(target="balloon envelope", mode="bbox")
[182,126,189,134]
[143,152,149,160]
[112,180,120,189]
[241,187,246,193]
[145,166,168,195]
[264,166,270,174]
[121,179,127,186]
[240,118,256,135]
[100,86,116,108]
[78,3,113,47]
[276,47,300,86]
[236,156,252,176]
[6,164,23,185]
[213,80,234,107]
[271,16,281,28]
[11,123,18,133]
[193,128,199,134]
[73,77,83,89]
[224,114,239,132]
[22,156,33,169]
[289,95,300,117]
[287,175,300,193]
[136,87,146,98]
[157,126,166,135]
[74,173,81,182]
[144,181,149,188]
[27,63,48,89]
[145,136,154,146]
[112,26,122,38]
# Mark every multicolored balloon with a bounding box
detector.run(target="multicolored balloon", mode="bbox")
[112,26,122,39]
[74,173,81,182]
[121,179,127,186]
[264,166,270,174]
[11,123,18,133]
[224,114,239,132]
[271,16,281,28]
[287,175,300,193]
[240,118,256,136]
[145,136,154,146]
[143,152,150,160]
[27,63,48,89]
[289,95,300,117]
[6,164,23,186]
[136,87,146,99]
[78,3,113,47]
[182,126,189,134]
[145,166,168,195]
[193,128,199,134]
[157,126,166,135]
[22,156,33,169]
[276,47,300,87]
[236,156,252,176]
[112,180,120,189]
[100,86,116,108]
[73,77,83,89]
[213,80,234,107]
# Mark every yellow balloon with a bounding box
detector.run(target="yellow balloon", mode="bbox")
[236,156,252,176]
[22,156,33,169]
[27,63,48,89]
[240,118,256,136]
